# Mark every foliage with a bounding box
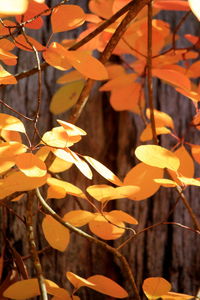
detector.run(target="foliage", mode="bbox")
[0,0,199,299]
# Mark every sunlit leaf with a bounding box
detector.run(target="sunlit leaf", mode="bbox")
[64,50,108,80]
[89,213,125,240]
[174,145,194,178]
[135,145,180,171]
[3,278,65,299]
[124,163,163,200]
[87,275,128,298]
[177,176,200,187]
[51,5,86,33]
[63,210,95,227]
[57,70,84,84]
[146,108,174,129]
[188,0,200,21]
[140,125,171,142]
[1,129,22,143]
[0,48,17,65]
[42,215,70,252]
[108,210,138,225]
[142,277,171,299]
[84,156,122,186]
[0,0,29,16]
[15,153,47,177]
[100,73,137,91]
[66,272,95,289]
[57,120,87,136]
[152,68,191,90]
[154,178,177,187]
[154,1,190,11]
[161,291,194,299]
[0,66,16,85]
[0,113,26,133]
[47,177,87,199]
[190,144,200,164]
[74,156,93,179]
[15,34,46,51]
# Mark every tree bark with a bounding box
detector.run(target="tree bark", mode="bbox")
[1,2,200,300]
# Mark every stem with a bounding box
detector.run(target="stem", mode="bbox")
[26,191,48,300]
[36,188,141,300]
[147,0,157,145]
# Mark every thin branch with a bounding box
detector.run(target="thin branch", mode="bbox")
[36,188,141,300]
[69,0,151,123]
[26,191,48,300]
[147,0,157,145]
[0,99,33,121]
[172,11,191,49]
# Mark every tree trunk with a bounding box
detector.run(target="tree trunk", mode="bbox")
[1,2,200,300]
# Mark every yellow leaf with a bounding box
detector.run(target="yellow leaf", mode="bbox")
[0,0,28,16]
[0,66,17,85]
[51,5,86,33]
[161,291,194,299]
[188,0,200,20]
[1,129,22,143]
[124,163,163,201]
[140,125,171,142]
[108,210,138,225]
[3,278,63,299]
[15,153,47,177]
[154,178,177,187]
[84,156,123,186]
[50,81,85,114]
[142,277,171,299]
[146,108,174,129]
[135,145,180,171]
[63,210,95,227]
[42,215,70,252]
[0,113,26,133]
[65,50,108,80]
[66,272,95,289]
[177,176,200,187]
[57,120,87,136]
[89,213,125,240]
[87,275,128,298]
[57,70,84,84]
[47,177,87,199]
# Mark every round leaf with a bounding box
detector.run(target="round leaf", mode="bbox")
[15,153,47,177]
[142,277,171,299]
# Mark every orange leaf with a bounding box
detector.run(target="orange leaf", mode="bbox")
[43,42,72,71]
[84,156,122,186]
[190,144,200,164]
[174,145,194,178]
[0,113,26,133]
[51,5,86,33]
[89,0,114,19]
[1,129,22,143]
[154,0,190,11]
[15,34,46,51]
[176,87,199,102]
[162,291,194,299]
[63,210,95,227]
[152,68,191,90]
[0,39,15,51]
[135,145,180,171]
[42,215,70,252]
[0,20,16,35]
[64,50,108,80]
[57,70,84,84]
[15,153,47,177]
[66,272,95,289]
[142,277,171,299]
[146,108,174,129]
[0,48,17,65]
[57,120,87,136]
[47,177,87,200]
[108,210,138,225]
[89,213,125,240]
[186,61,200,78]
[124,163,163,200]
[188,0,200,20]
[140,125,171,142]
[100,73,137,91]
[87,275,129,298]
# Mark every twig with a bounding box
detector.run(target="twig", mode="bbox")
[172,11,191,49]
[36,188,141,300]
[0,99,33,121]
[147,0,157,145]
[26,191,48,300]
[68,0,151,123]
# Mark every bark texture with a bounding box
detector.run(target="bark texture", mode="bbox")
[1,1,200,299]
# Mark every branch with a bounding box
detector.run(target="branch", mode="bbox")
[68,0,151,123]
[36,188,141,300]
[26,191,48,300]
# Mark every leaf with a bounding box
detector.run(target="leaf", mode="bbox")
[0,0,29,16]
[43,42,72,71]
[50,81,85,115]
[1,129,22,143]
[140,125,171,142]
[154,1,190,11]
[124,163,163,200]
[188,0,200,21]
[57,70,84,84]
[0,49,16,66]
[161,291,194,299]
[42,215,70,252]
[0,113,26,133]
[63,210,95,227]
[84,156,123,186]
[15,153,47,177]
[3,278,63,299]
[135,145,180,171]
[0,66,17,85]
[100,73,137,91]
[177,176,200,187]
[88,213,125,240]
[15,34,46,52]
[66,272,128,298]
[152,68,191,90]
[51,5,86,33]
[86,275,128,298]
[174,145,194,178]
[154,178,177,187]
[142,277,171,299]
[190,144,200,164]
[176,87,199,102]
[47,177,87,199]
[146,108,174,129]
[57,120,87,136]
[108,210,138,225]
[42,128,71,148]
[64,50,108,80]
[0,20,16,36]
